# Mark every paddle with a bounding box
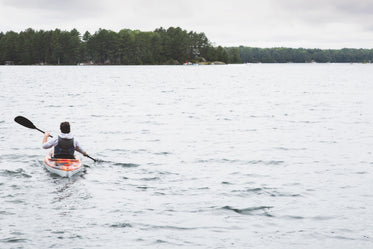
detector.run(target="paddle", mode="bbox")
[14,116,99,162]
[14,116,52,137]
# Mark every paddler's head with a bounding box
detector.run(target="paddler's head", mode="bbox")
[60,121,70,134]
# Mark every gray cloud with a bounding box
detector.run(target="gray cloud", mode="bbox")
[0,0,102,18]
[334,0,373,15]
[273,0,373,26]
[1,0,93,10]
[0,0,372,48]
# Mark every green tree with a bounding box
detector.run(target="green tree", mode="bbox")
[117,29,137,64]
[228,47,241,63]
[87,29,119,64]
[215,46,229,63]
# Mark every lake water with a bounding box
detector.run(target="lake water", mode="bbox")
[0,64,372,248]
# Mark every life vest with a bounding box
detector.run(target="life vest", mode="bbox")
[54,136,75,159]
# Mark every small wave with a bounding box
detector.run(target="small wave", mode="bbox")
[110,223,132,228]
[140,177,160,181]
[270,191,302,197]
[231,187,263,193]
[319,140,337,144]
[154,239,167,244]
[67,93,81,97]
[100,131,122,134]
[113,162,140,168]
[154,192,166,195]
[283,215,305,220]
[132,149,149,154]
[196,158,284,165]
[155,152,171,155]
[221,181,232,185]
[231,188,301,198]
[145,225,195,231]
[222,205,273,216]
[289,120,320,124]
[274,147,306,151]
[249,115,272,118]
[246,187,263,192]
[0,169,32,178]
[104,148,129,152]
[328,235,357,241]
[1,237,28,243]
[355,171,367,175]
[158,171,179,176]
[0,210,15,215]
[312,216,334,221]
[10,184,21,190]
[246,160,285,165]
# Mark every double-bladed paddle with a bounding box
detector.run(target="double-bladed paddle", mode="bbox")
[14,116,99,162]
[14,116,53,137]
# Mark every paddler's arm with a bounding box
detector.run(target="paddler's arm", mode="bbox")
[74,140,88,156]
[42,132,56,149]
[42,132,50,144]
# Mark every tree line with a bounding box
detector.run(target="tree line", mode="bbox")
[0,27,231,65]
[229,46,373,63]
[0,27,372,65]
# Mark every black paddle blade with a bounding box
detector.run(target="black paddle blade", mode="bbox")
[14,116,36,129]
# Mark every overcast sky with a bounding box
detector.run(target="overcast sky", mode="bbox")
[0,0,372,49]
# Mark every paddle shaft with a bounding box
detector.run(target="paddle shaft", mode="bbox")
[36,128,53,137]
[85,155,97,162]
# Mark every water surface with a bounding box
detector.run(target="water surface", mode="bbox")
[0,64,372,248]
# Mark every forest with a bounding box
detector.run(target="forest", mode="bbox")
[0,27,372,65]
[0,27,229,65]
[232,46,373,63]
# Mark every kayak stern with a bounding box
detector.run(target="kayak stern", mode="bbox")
[43,152,83,177]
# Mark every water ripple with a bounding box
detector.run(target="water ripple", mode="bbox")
[1,237,28,243]
[112,162,140,168]
[110,223,132,228]
[196,159,285,165]
[0,169,32,178]
[2,64,372,248]
[222,206,273,216]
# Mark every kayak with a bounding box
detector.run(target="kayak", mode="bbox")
[43,151,83,177]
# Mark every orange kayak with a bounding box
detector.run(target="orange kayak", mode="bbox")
[43,151,83,177]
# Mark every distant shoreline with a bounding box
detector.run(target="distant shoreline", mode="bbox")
[1,27,372,65]
[0,62,373,67]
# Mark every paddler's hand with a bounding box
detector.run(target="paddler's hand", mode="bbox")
[43,132,50,144]
[83,152,88,157]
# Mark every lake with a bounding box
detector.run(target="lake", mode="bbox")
[0,64,372,248]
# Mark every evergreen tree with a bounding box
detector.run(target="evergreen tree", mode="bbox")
[1,27,372,65]
[228,47,241,63]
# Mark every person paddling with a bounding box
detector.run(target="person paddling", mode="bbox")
[42,121,88,159]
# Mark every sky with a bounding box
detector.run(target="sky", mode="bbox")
[0,0,372,49]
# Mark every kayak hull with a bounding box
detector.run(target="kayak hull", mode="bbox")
[43,151,83,177]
